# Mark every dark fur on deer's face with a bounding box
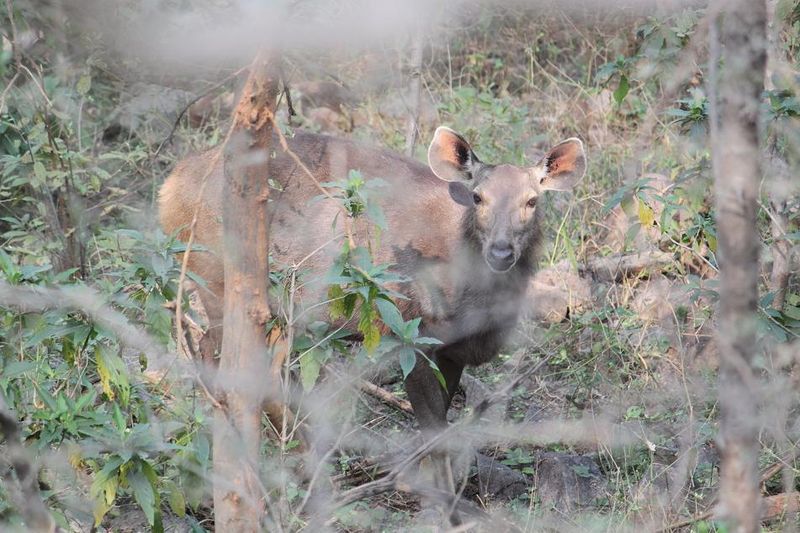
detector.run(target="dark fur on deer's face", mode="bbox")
[428,127,586,273]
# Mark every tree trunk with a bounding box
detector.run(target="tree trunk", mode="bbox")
[404,26,424,157]
[213,53,279,532]
[710,2,767,532]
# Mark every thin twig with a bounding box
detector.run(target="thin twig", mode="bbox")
[152,66,247,160]
[270,121,356,248]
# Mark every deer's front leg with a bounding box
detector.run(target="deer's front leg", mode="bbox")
[405,351,465,523]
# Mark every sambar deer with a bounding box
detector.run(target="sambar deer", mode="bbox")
[159,125,585,507]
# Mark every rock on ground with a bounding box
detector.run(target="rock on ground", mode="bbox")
[473,453,531,500]
[526,261,593,323]
[534,452,608,511]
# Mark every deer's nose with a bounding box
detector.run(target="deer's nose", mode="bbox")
[489,241,513,260]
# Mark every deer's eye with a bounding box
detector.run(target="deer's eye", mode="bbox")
[526,197,537,208]
[472,193,483,205]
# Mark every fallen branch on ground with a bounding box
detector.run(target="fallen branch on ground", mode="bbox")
[581,250,675,282]
[358,378,413,414]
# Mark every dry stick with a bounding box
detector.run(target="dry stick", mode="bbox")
[357,378,413,414]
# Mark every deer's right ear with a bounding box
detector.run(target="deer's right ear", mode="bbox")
[428,127,481,182]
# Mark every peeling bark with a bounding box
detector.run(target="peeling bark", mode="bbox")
[212,53,279,532]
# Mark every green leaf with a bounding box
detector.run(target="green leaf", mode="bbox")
[300,348,323,391]
[95,344,130,404]
[430,363,447,390]
[783,304,800,321]
[595,61,618,83]
[613,75,630,104]
[77,74,92,96]
[32,161,47,187]
[164,481,186,518]
[112,402,126,433]
[90,456,124,525]
[398,347,416,379]
[572,464,593,478]
[1,361,34,379]
[128,464,157,528]
[328,285,345,320]
[362,322,381,353]
[375,298,404,336]
[414,336,442,346]
[358,302,381,353]
[0,248,17,279]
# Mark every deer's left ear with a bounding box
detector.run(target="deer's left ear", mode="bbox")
[536,138,586,191]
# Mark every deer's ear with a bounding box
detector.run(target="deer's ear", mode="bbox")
[536,138,586,191]
[428,127,481,182]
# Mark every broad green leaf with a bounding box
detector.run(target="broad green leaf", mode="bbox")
[1,360,35,379]
[375,298,404,336]
[784,304,800,321]
[398,347,416,379]
[32,161,47,187]
[90,456,124,500]
[613,75,629,104]
[165,481,186,518]
[300,348,323,391]
[128,464,157,527]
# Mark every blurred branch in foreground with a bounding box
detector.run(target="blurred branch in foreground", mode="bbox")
[0,394,55,532]
[710,0,767,531]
